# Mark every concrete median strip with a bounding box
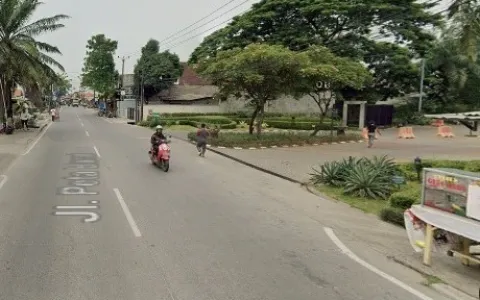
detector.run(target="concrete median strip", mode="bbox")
[196,139,363,150]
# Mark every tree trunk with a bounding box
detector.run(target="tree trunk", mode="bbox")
[0,79,6,124]
[248,106,259,134]
[256,104,265,136]
[310,96,330,136]
[5,80,14,124]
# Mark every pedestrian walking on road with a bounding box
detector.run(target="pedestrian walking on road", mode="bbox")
[196,123,209,157]
[20,109,30,131]
[50,108,56,122]
[366,120,381,148]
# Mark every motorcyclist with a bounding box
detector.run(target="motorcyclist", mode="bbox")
[151,125,167,154]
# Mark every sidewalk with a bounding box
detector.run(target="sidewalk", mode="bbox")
[169,126,480,297]
[0,118,50,173]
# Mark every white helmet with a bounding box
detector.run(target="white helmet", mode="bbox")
[155,125,163,130]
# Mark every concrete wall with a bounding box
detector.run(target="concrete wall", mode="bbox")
[118,99,136,119]
[143,94,332,118]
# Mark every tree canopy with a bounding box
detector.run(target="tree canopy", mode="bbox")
[297,46,371,134]
[0,0,68,124]
[133,39,183,100]
[197,44,307,134]
[81,34,118,95]
[189,0,443,103]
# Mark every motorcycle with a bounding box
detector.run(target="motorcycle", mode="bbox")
[148,137,171,172]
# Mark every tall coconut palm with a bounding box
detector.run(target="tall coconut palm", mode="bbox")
[0,0,69,124]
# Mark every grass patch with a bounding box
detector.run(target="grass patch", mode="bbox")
[317,185,387,214]
[165,124,197,131]
[422,275,444,286]
[188,131,361,147]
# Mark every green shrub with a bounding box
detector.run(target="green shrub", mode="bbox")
[137,120,150,127]
[187,131,361,148]
[379,207,405,227]
[266,120,334,130]
[310,161,344,186]
[389,183,421,209]
[464,161,480,172]
[310,156,362,186]
[343,163,394,199]
[311,155,396,193]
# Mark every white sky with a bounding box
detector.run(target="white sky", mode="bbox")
[32,0,450,89]
[33,0,255,88]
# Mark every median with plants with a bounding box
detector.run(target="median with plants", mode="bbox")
[137,112,341,132]
[186,131,361,148]
[310,156,480,227]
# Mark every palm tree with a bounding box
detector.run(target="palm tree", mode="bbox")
[0,0,69,125]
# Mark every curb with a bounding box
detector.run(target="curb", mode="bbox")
[170,132,477,299]
[307,181,479,299]
[171,134,301,184]
[208,139,363,150]
[387,255,478,299]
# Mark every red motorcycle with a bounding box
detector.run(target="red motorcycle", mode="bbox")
[148,139,171,172]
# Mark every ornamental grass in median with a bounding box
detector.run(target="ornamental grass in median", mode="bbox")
[187,131,361,148]
[311,156,480,227]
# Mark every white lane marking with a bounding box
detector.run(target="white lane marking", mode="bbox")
[0,175,7,190]
[113,188,142,237]
[22,121,53,155]
[85,131,90,137]
[93,146,101,158]
[81,123,84,127]
[324,227,433,300]
[55,205,99,209]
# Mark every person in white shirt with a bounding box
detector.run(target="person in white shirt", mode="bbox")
[20,109,30,130]
[50,108,56,122]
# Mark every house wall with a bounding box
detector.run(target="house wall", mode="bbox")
[143,94,332,117]
[118,99,137,119]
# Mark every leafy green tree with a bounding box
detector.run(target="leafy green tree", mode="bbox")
[297,46,371,135]
[0,0,68,124]
[189,0,442,101]
[81,34,118,95]
[197,44,306,135]
[53,73,72,97]
[133,39,183,100]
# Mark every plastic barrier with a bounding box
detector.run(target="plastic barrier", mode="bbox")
[397,126,415,139]
[431,119,444,127]
[437,125,454,138]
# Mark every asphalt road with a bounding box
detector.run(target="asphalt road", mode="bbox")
[0,107,454,300]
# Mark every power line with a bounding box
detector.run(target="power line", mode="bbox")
[160,0,242,45]
[161,0,251,49]
[163,10,250,51]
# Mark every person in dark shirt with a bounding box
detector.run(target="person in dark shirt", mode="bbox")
[196,123,209,157]
[366,121,381,148]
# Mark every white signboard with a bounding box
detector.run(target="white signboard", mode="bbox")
[466,183,480,221]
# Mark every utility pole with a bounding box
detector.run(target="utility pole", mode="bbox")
[418,58,425,112]
[140,73,144,121]
[118,55,130,100]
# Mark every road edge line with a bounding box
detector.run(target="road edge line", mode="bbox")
[323,227,433,300]
[113,188,142,237]
[22,121,52,156]
[0,175,7,190]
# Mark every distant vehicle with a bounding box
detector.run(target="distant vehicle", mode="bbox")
[72,100,79,107]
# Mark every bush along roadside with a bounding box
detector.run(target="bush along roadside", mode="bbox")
[187,131,362,148]
[311,157,480,227]
[139,114,346,131]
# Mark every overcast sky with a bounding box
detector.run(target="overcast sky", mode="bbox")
[33,0,255,88]
[33,0,449,89]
